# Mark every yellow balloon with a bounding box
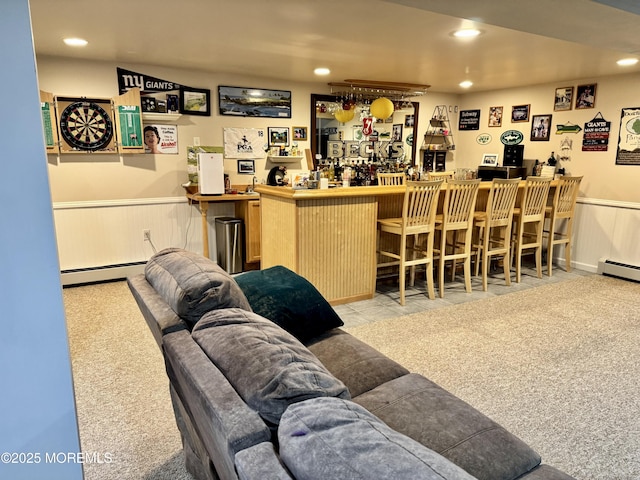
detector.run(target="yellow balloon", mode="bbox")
[334,107,355,123]
[370,97,394,120]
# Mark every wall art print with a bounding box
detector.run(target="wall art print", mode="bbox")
[219,85,291,118]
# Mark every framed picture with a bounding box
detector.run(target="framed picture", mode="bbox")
[489,106,503,127]
[237,159,255,175]
[575,84,596,109]
[179,87,211,116]
[218,85,292,118]
[404,114,415,127]
[554,86,573,111]
[292,126,307,141]
[531,114,552,141]
[511,104,530,122]
[392,124,403,142]
[268,126,289,146]
[482,153,499,166]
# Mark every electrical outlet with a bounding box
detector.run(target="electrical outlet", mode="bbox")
[143,229,151,242]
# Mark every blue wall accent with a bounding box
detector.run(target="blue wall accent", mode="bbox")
[0,1,83,478]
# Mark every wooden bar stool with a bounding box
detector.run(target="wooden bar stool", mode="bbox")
[472,178,521,291]
[511,176,552,282]
[377,180,443,305]
[434,179,481,298]
[378,172,406,186]
[544,176,583,276]
[427,171,454,181]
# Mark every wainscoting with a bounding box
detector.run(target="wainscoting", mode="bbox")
[53,196,639,285]
[53,197,234,285]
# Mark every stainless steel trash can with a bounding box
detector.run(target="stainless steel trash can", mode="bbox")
[215,217,243,274]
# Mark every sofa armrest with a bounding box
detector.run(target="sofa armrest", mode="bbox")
[163,330,272,480]
[127,274,187,348]
[235,443,294,480]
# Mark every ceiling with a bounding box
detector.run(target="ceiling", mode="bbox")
[28,0,640,94]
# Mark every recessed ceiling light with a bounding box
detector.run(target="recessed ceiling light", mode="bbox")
[63,37,88,47]
[617,58,638,66]
[459,80,473,88]
[453,28,481,38]
[314,67,331,76]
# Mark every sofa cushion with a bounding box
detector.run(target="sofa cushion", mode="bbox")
[234,266,343,342]
[278,397,477,480]
[192,308,350,426]
[144,248,251,327]
[306,329,409,397]
[353,373,541,480]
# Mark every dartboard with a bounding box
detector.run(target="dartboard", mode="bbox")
[59,101,114,151]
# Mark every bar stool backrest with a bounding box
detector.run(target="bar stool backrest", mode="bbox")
[522,176,552,220]
[403,180,443,232]
[378,172,406,186]
[441,179,481,227]
[485,178,521,227]
[553,176,583,218]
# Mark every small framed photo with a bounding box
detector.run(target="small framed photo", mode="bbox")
[179,87,211,116]
[404,114,415,127]
[392,124,403,142]
[488,106,503,127]
[554,86,573,111]
[482,153,499,166]
[511,104,530,122]
[268,127,289,146]
[575,84,596,109]
[531,114,552,141]
[237,159,255,175]
[292,126,308,141]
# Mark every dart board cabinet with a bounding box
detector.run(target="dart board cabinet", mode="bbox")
[56,96,117,153]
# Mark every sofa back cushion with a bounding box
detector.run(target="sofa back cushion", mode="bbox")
[144,248,251,328]
[234,266,343,343]
[278,397,477,480]
[192,308,350,426]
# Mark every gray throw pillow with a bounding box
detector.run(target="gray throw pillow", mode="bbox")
[192,308,350,425]
[278,397,477,480]
[144,248,251,327]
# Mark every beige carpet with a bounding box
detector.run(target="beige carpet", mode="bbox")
[344,274,640,480]
[64,281,192,480]
[64,274,640,479]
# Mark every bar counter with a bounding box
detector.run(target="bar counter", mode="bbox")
[255,180,557,305]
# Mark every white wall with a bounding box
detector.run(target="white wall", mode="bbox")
[453,74,640,203]
[0,2,82,479]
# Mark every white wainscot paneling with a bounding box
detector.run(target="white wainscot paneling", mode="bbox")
[53,197,234,279]
[571,199,640,272]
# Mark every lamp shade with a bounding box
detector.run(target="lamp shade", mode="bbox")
[334,107,355,123]
[370,97,394,120]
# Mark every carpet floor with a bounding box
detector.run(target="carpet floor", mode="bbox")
[63,273,640,479]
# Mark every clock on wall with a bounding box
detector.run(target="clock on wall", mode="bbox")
[56,97,116,153]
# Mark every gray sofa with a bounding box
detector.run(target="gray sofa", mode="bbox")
[127,247,575,480]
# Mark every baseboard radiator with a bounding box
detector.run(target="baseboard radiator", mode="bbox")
[61,262,146,287]
[597,258,640,282]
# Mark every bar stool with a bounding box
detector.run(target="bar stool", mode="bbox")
[472,178,521,291]
[377,180,443,305]
[544,176,583,276]
[427,171,454,181]
[434,179,481,298]
[378,172,406,186]
[511,176,552,282]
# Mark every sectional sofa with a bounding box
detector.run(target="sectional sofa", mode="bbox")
[127,247,575,480]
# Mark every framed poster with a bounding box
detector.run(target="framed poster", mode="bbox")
[554,86,573,111]
[179,87,211,116]
[511,104,530,122]
[488,106,503,127]
[268,126,289,146]
[293,126,308,140]
[143,124,178,154]
[459,109,481,130]
[531,114,552,141]
[219,85,291,118]
[237,159,255,174]
[575,84,596,109]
